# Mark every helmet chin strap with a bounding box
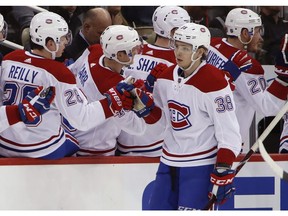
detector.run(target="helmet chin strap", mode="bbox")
[115,51,134,66]
[44,43,59,60]
[115,57,133,66]
[238,30,254,50]
[180,52,201,73]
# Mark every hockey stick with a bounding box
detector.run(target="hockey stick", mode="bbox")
[247,101,288,182]
[259,140,288,181]
[203,101,288,210]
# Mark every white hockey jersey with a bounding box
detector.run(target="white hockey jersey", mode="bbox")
[0,50,112,158]
[70,45,146,156]
[153,62,242,167]
[207,38,288,147]
[117,44,175,156]
[0,106,16,133]
[122,43,175,80]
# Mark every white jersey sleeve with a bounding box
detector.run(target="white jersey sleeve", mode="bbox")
[0,106,11,133]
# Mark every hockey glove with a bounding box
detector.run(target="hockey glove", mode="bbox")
[208,164,236,205]
[18,86,55,123]
[131,88,155,118]
[145,63,168,92]
[104,82,134,117]
[223,50,252,81]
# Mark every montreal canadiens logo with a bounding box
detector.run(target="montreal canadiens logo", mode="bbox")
[171,10,178,14]
[168,100,191,130]
[116,35,123,40]
[46,19,52,24]
[241,10,247,14]
[200,27,206,32]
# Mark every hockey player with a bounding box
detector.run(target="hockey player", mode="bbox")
[0,12,134,159]
[68,25,154,156]
[122,6,190,80]
[206,8,288,152]
[275,34,288,153]
[148,23,241,210]
[0,13,7,42]
[117,6,190,157]
[0,14,55,133]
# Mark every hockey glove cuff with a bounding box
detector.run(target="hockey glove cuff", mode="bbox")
[18,86,55,124]
[223,50,252,81]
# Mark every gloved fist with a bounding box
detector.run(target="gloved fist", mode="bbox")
[18,86,55,123]
[208,165,236,205]
[223,50,252,81]
[104,82,134,117]
[115,82,135,110]
[131,88,155,118]
[145,63,168,92]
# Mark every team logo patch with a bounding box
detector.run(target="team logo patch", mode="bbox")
[241,10,248,14]
[46,19,52,24]
[168,100,191,130]
[171,10,178,14]
[200,27,206,32]
[116,35,123,40]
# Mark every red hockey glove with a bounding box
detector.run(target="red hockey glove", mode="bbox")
[104,82,134,117]
[145,63,168,92]
[223,50,252,81]
[208,164,236,205]
[18,86,55,123]
[133,79,145,89]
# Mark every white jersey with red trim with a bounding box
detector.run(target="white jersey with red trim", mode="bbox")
[122,43,175,80]
[207,37,288,146]
[117,44,175,157]
[0,106,12,133]
[153,62,242,167]
[0,49,109,158]
[70,45,146,156]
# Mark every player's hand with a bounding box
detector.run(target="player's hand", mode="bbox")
[145,63,168,92]
[222,50,252,81]
[115,82,135,110]
[208,165,236,205]
[104,82,134,117]
[131,88,155,118]
[18,86,55,123]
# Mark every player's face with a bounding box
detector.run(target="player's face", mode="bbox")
[87,26,105,44]
[247,26,264,53]
[56,35,70,57]
[174,41,193,68]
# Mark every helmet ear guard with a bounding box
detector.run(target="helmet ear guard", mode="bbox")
[152,6,190,39]
[100,25,142,65]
